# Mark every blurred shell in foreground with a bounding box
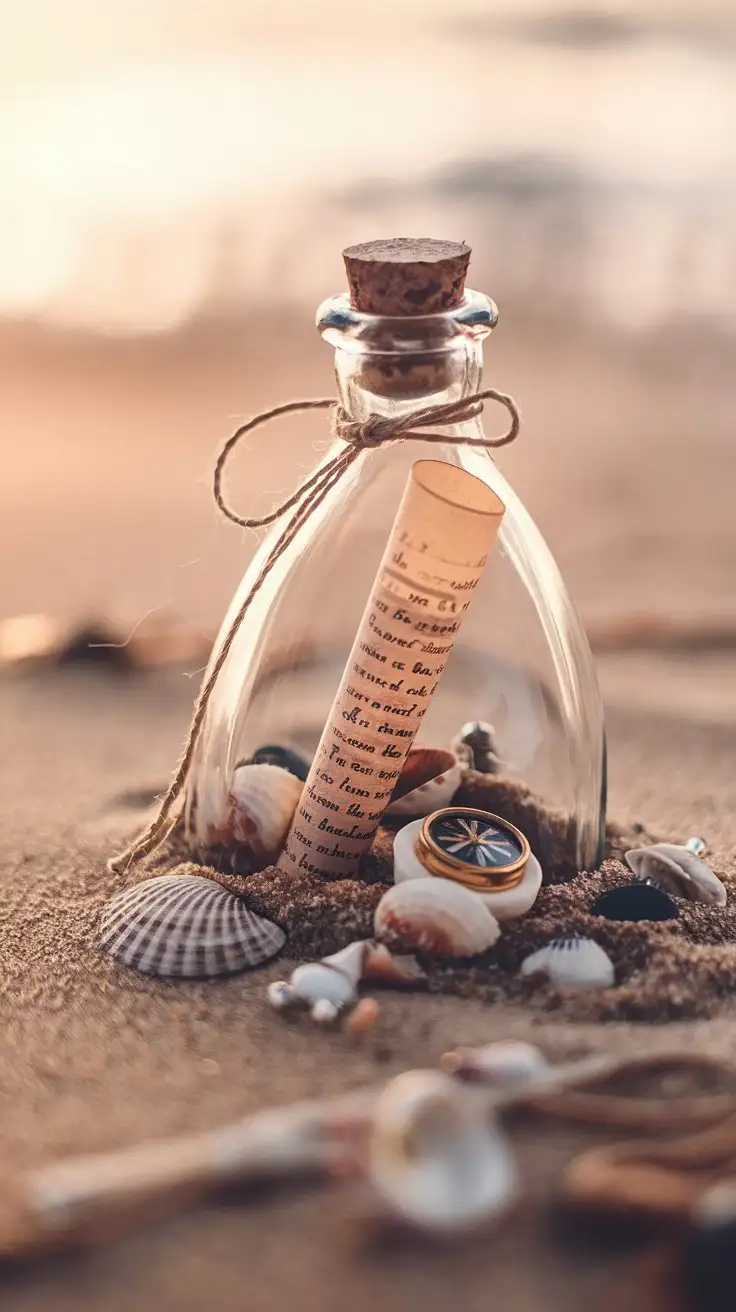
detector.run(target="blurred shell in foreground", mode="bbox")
[368,1069,519,1233]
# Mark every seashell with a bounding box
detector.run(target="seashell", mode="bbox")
[451,721,501,774]
[625,843,726,906]
[100,874,286,977]
[266,980,297,1011]
[520,937,615,990]
[592,883,678,922]
[374,878,500,958]
[442,1040,551,1088]
[368,1069,519,1233]
[228,763,303,862]
[385,747,464,817]
[289,941,366,1007]
[345,997,381,1034]
[247,744,310,782]
[311,998,341,1025]
[362,941,428,987]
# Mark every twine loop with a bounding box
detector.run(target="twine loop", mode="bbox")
[110,386,520,874]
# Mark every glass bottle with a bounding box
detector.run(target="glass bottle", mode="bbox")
[184,241,605,877]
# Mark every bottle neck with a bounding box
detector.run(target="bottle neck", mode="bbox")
[334,338,484,424]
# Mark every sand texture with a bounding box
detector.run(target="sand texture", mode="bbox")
[0,666,734,1310]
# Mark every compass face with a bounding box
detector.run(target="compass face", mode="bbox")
[426,810,524,869]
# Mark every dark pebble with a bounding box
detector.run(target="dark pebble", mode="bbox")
[591,883,679,922]
[678,1185,736,1312]
[247,745,311,781]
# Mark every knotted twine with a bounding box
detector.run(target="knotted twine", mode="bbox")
[109,387,520,874]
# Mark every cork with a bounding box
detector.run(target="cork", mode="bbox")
[343,238,471,316]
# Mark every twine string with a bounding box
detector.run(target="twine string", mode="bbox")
[109,387,520,874]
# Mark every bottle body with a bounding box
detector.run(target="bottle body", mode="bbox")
[184,293,605,876]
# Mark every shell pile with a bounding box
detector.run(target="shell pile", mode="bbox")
[625,842,726,906]
[520,937,615,991]
[374,878,501,958]
[100,873,286,977]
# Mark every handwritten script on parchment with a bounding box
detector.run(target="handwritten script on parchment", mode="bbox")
[281,460,505,878]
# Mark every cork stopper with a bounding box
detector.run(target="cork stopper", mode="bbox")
[343,238,471,316]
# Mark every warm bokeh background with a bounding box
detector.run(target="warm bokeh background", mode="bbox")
[2,0,734,718]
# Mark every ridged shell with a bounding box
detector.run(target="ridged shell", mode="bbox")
[99,874,286,977]
[374,878,500,958]
[385,747,464,817]
[442,1040,550,1088]
[625,843,726,906]
[520,937,615,990]
[368,1069,518,1232]
[229,763,303,859]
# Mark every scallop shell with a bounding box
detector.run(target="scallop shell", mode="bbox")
[625,843,726,906]
[374,878,500,957]
[228,763,303,862]
[442,1040,551,1089]
[520,937,615,991]
[289,940,366,1007]
[385,747,463,817]
[368,1069,519,1233]
[99,874,286,977]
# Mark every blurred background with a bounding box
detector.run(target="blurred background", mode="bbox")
[1,0,734,721]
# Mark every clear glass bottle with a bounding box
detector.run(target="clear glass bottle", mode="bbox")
[184,258,606,877]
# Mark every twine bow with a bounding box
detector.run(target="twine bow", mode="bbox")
[109,387,520,874]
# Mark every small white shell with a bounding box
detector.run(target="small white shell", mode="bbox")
[289,941,367,1008]
[625,843,726,906]
[374,878,500,958]
[100,874,286,977]
[521,937,615,991]
[266,980,296,1011]
[229,763,303,862]
[368,1069,518,1233]
[310,998,341,1025]
[442,1041,551,1089]
[385,747,464,817]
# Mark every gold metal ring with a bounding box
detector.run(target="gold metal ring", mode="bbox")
[415,807,530,892]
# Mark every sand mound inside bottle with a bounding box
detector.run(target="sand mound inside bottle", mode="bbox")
[156,772,736,1022]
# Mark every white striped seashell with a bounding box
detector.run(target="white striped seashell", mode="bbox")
[99,874,286,977]
[374,878,500,958]
[385,747,464,818]
[289,941,366,1007]
[625,843,726,906]
[521,937,615,991]
[368,1069,519,1233]
[442,1040,551,1089]
[228,763,303,862]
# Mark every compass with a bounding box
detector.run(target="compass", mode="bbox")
[415,807,530,891]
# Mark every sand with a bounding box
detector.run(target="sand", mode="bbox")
[0,664,734,1311]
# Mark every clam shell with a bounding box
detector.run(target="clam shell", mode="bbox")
[374,878,500,958]
[442,1040,550,1088]
[520,937,615,991]
[229,763,303,861]
[100,874,286,977]
[385,747,463,817]
[625,843,726,906]
[368,1069,518,1233]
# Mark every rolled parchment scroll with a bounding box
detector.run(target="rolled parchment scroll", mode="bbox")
[282,460,504,878]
